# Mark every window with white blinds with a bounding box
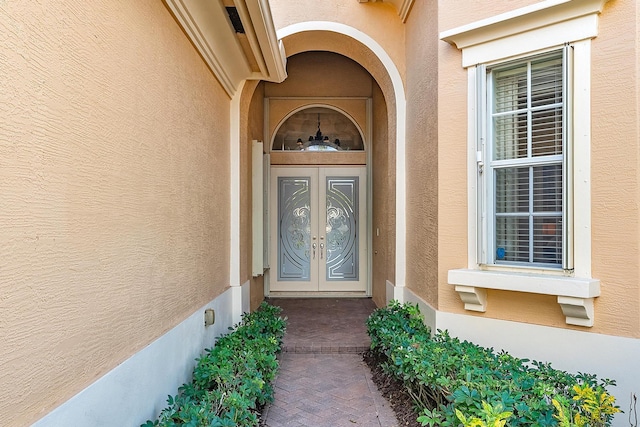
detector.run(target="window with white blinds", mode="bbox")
[487,50,565,268]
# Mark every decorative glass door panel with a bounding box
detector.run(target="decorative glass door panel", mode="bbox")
[270,167,366,293]
[325,176,359,281]
[277,177,311,281]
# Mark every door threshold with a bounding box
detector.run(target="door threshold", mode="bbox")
[267,291,370,298]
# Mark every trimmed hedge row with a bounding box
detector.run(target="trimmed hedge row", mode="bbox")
[366,301,619,427]
[143,302,287,427]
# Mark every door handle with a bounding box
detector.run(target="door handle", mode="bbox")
[312,242,317,259]
[319,242,324,259]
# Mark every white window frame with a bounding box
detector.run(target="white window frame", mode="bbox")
[480,48,568,270]
[440,0,609,327]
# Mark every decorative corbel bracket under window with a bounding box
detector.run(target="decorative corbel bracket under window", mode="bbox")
[448,269,600,327]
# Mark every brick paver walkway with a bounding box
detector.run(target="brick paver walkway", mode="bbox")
[262,298,398,427]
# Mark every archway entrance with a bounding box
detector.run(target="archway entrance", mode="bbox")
[241,46,398,304]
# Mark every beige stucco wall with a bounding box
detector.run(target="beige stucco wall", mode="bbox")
[431,0,640,337]
[439,0,540,29]
[590,0,640,337]
[404,0,440,308]
[371,82,391,307]
[434,2,472,318]
[265,51,373,99]
[0,1,231,424]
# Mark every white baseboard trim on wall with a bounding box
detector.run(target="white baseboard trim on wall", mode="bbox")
[386,280,405,305]
[402,287,437,332]
[395,285,639,427]
[33,286,244,427]
[242,280,251,314]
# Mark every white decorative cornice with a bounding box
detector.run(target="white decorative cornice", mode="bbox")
[165,0,287,98]
[440,0,609,67]
[440,0,609,50]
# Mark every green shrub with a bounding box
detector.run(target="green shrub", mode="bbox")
[366,301,620,427]
[142,302,287,427]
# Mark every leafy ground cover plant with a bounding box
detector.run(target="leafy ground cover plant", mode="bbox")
[366,301,620,427]
[142,302,287,427]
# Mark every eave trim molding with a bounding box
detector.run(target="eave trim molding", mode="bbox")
[357,0,415,23]
[165,0,287,97]
[440,0,609,49]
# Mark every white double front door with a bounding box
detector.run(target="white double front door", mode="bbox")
[269,167,367,293]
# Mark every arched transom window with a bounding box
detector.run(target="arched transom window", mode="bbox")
[272,107,364,152]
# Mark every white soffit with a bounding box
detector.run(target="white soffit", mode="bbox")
[357,0,415,23]
[439,0,609,67]
[165,0,287,98]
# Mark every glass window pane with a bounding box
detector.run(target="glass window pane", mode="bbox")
[533,164,562,212]
[494,112,528,160]
[531,107,563,156]
[531,56,563,108]
[493,65,527,113]
[496,167,529,213]
[272,107,365,151]
[533,216,562,265]
[489,50,565,267]
[495,216,530,263]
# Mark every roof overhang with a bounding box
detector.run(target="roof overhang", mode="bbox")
[164,0,287,97]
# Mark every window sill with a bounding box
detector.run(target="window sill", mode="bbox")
[447,268,600,327]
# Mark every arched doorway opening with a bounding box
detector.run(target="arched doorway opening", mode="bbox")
[238,34,401,306]
[261,51,378,297]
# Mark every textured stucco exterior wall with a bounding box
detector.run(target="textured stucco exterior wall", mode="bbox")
[637,0,640,334]
[384,113,397,290]
[590,0,640,337]
[434,0,640,337]
[438,0,540,29]
[372,82,390,307]
[404,0,440,308]
[0,1,230,425]
[435,1,471,317]
[265,51,373,98]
